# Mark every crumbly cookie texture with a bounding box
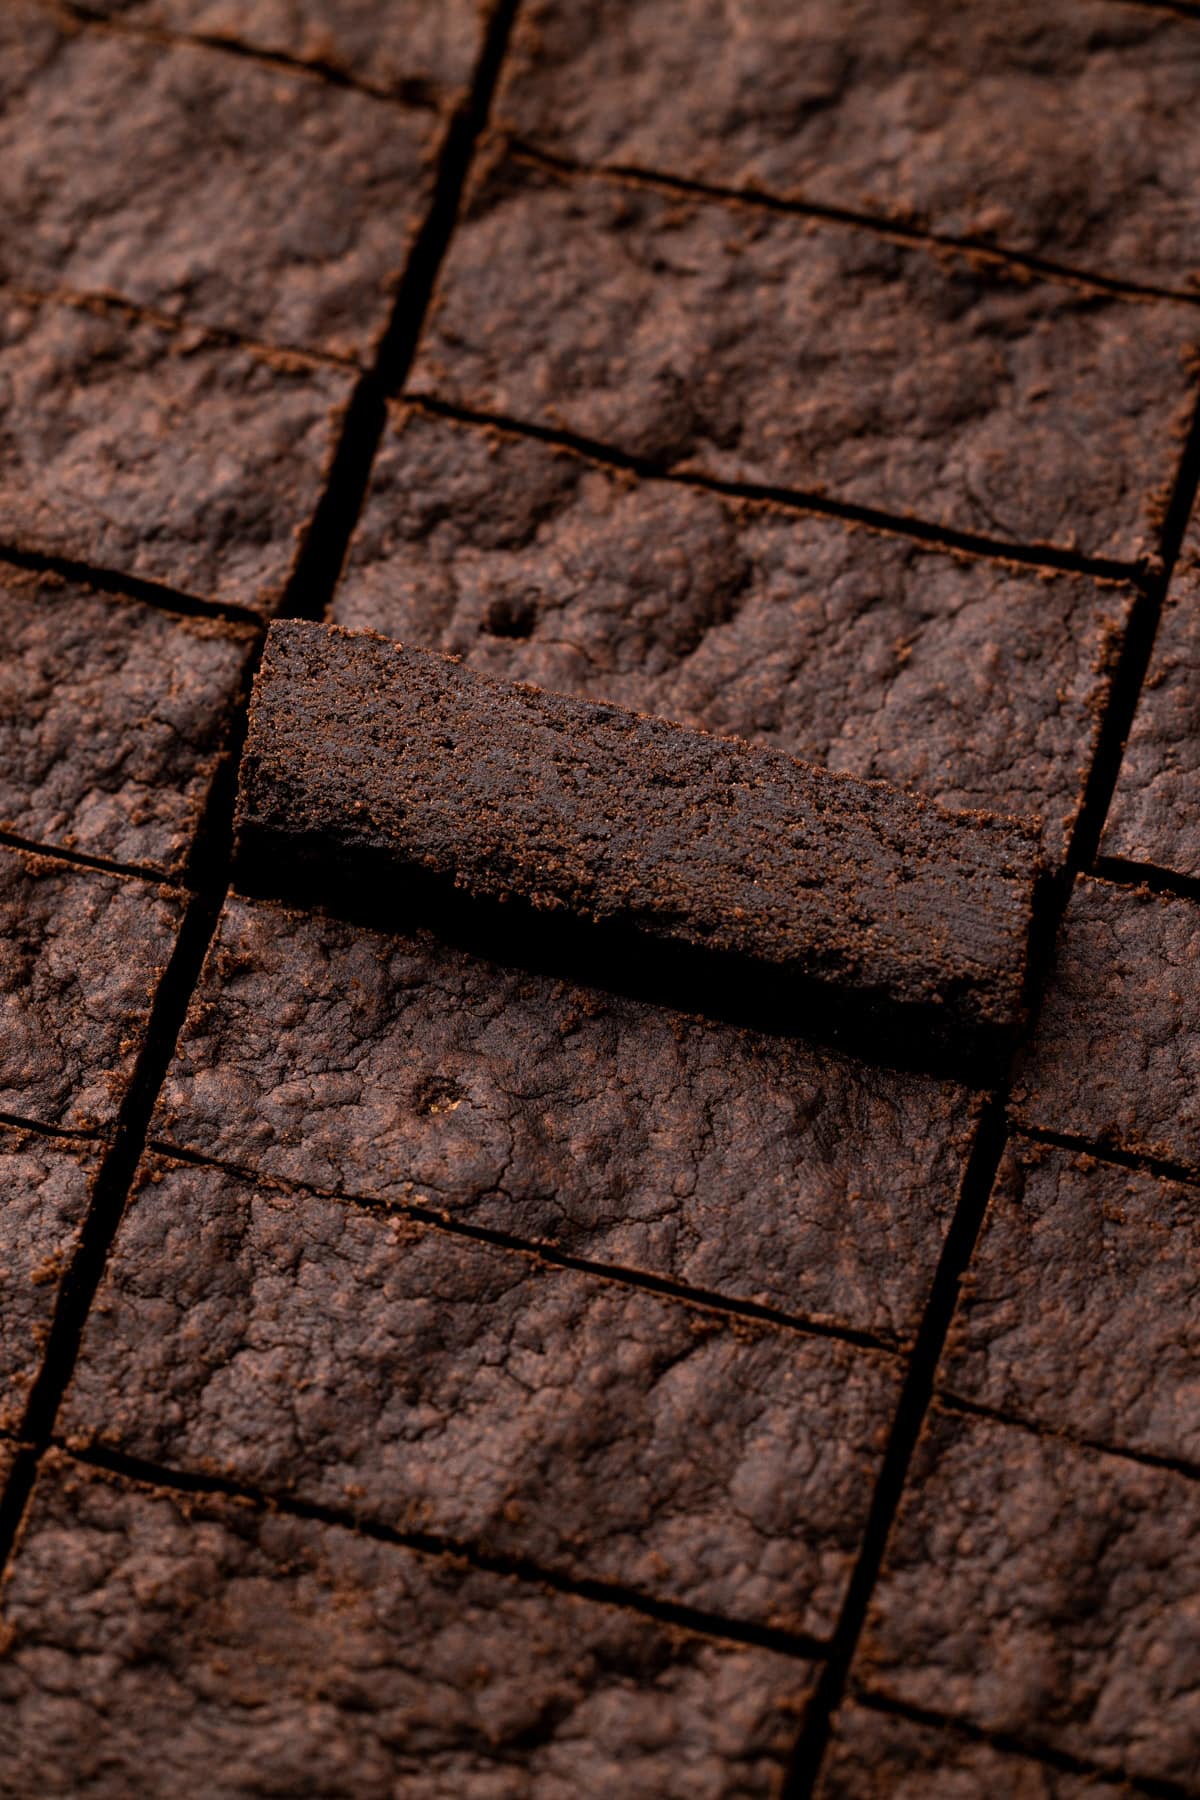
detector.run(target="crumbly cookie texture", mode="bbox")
[154,891,977,1344]
[411,151,1196,561]
[0,1454,812,1798]
[0,847,184,1131]
[336,407,1132,861]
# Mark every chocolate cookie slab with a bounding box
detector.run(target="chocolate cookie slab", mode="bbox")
[0,1454,814,1797]
[152,893,976,1345]
[409,151,1198,562]
[0,565,254,875]
[235,620,1043,1066]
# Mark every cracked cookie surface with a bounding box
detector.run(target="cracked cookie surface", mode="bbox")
[153,893,976,1343]
[0,565,253,874]
[0,1126,100,1434]
[859,1407,1200,1787]
[0,294,351,611]
[0,2,445,357]
[66,1154,901,1638]
[942,1140,1200,1465]
[497,0,1200,293]
[411,152,1197,561]
[0,847,184,1131]
[1012,878,1200,1171]
[0,1454,813,1798]
[82,0,489,99]
[1104,529,1200,880]
[336,407,1132,859]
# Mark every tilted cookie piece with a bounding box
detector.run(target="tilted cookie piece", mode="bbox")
[234,620,1044,1070]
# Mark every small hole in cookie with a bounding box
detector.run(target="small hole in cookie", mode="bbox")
[482,594,537,639]
[413,1076,465,1116]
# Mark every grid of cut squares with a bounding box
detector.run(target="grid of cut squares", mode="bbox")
[0,1,1197,1793]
